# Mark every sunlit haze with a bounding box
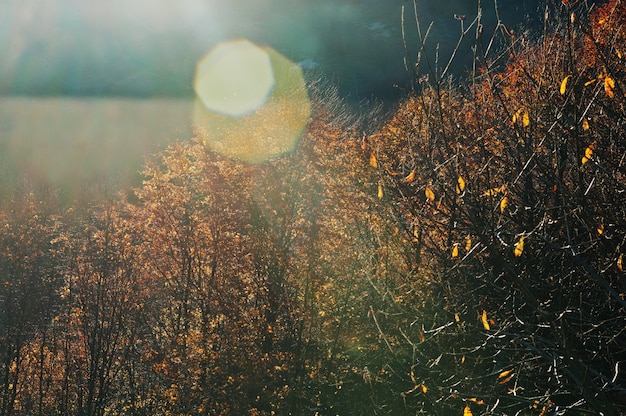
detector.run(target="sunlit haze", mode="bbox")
[0,0,542,195]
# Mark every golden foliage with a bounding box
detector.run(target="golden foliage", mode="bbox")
[456,176,466,194]
[370,151,378,168]
[604,75,615,98]
[425,187,435,202]
[500,197,509,213]
[514,236,525,257]
[481,310,491,330]
[560,75,571,95]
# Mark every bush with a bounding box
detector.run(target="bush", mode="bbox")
[366,0,626,414]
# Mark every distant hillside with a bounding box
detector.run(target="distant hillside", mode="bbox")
[0,97,192,199]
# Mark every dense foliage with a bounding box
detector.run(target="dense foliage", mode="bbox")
[1,1,624,414]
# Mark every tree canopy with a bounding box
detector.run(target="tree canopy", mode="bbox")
[1,1,624,414]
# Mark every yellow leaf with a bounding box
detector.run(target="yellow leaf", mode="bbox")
[464,404,473,416]
[523,110,530,127]
[483,187,501,197]
[514,236,525,257]
[513,108,530,126]
[465,235,472,252]
[456,176,466,194]
[461,355,466,364]
[455,313,461,322]
[618,254,623,271]
[500,197,509,213]
[560,75,571,95]
[418,331,425,343]
[481,310,491,330]
[597,224,604,235]
[369,152,378,168]
[421,384,428,393]
[425,187,435,202]
[452,244,459,258]
[405,169,416,183]
[582,144,593,165]
[468,397,485,405]
[498,369,513,379]
[377,183,384,199]
[582,117,589,131]
[584,78,596,87]
[605,76,615,98]
[499,374,513,384]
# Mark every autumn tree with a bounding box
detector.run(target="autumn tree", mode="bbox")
[364,0,626,414]
[0,194,64,416]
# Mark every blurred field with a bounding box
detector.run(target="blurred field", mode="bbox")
[0,97,193,200]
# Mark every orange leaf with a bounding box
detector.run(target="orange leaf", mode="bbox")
[618,254,623,271]
[464,404,473,416]
[404,170,416,183]
[582,117,589,131]
[421,384,428,393]
[500,197,509,213]
[425,187,435,202]
[499,374,514,384]
[605,76,615,98]
[582,144,593,165]
[597,224,604,235]
[481,310,491,330]
[369,152,378,168]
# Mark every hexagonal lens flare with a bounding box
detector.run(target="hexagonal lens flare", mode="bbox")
[194,39,275,118]
[193,39,311,164]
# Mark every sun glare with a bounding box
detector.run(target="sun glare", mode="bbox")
[192,39,311,164]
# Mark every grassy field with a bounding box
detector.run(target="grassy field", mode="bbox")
[0,96,193,200]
